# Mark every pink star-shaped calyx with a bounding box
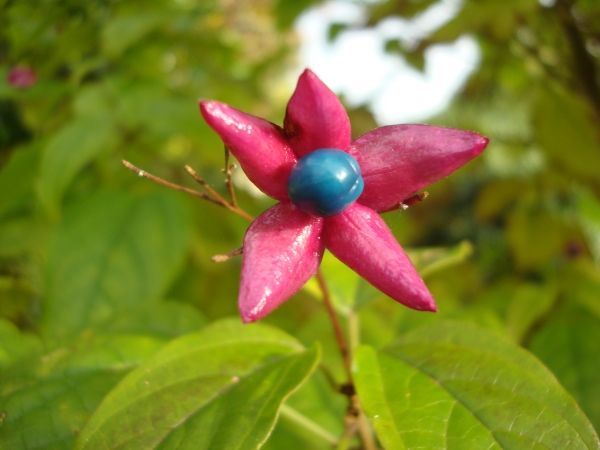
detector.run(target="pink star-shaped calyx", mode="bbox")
[200,69,488,323]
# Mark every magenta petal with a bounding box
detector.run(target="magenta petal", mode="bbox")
[200,101,296,201]
[350,125,489,212]
[284,69,351,158]
[240,202,325,323]
[323,203,436,312]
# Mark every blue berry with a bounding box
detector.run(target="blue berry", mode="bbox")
[287,149,364,217]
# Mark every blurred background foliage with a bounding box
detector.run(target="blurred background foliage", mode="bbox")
[1,0,600,447]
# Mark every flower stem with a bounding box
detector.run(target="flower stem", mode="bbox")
[316,269,352,382]
[315,269,378,450]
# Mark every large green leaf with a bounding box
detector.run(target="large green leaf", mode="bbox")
[43,189,192,339]
[354,321,599,450]
[0,334,165,450]
[528,307,600,433]
[75,319,320,450]
[37,114,117,214]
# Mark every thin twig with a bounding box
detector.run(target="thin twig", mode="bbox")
[184,165,254,222]
[223,145,238,208]
[211,247,243,262]
[121,160,221,205]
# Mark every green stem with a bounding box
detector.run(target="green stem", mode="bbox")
[279,404,339,446]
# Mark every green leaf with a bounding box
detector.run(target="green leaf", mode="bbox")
[384,39,425,72]
[0,333,165,450]
[37,113,116,215]
[506,201,563,270]
[102,13,164,58]
[75,319,321,450]
[0,318,42,368]
[529,307,600,432]
[103,299,207,338]
[407,240,473,279]
[354,321,599,449]
[533,85,600,182]
[0,142,41,219]
[43,189,192,339]
[576,188,600,266]
[506,282,557,344]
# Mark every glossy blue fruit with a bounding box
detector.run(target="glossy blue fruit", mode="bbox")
[287,148,364,217]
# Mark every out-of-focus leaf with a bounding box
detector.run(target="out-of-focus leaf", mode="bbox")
[533,86,600,182]
[0,216,46,258]
[43,189,192,339]
[75,319,320,450]
[37,113,116,215]
[529,307,600,433]
[384,39,425,72]
[429,0,538,43]
[407,240,473,279]
[475,179,524,221]
[0,334,165,450]
[506,282,557,344]
[576,188,600,265]
[0,318,42,368]
[367,0,438,25]
[328,23,347,42]
[102,13,164,58]
[0,142,41,219]
[354,321,600,449]
[275,0,320,29]
[506,201,563,269]
[562,259,600,319]
[103,299,207,338]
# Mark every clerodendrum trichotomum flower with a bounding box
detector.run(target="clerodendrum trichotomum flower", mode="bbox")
[200,69,489,323]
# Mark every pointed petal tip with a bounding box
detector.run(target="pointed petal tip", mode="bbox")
[473,133,490,155]
[423,299,438,313]
[241,312,258,324]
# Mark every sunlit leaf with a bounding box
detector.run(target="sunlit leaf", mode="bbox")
[0,334,165,450]
[354,321,599,449]
[75,319,320,450]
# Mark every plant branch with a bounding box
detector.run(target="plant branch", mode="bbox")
[121,160,221,205]
[184,165,254,221]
